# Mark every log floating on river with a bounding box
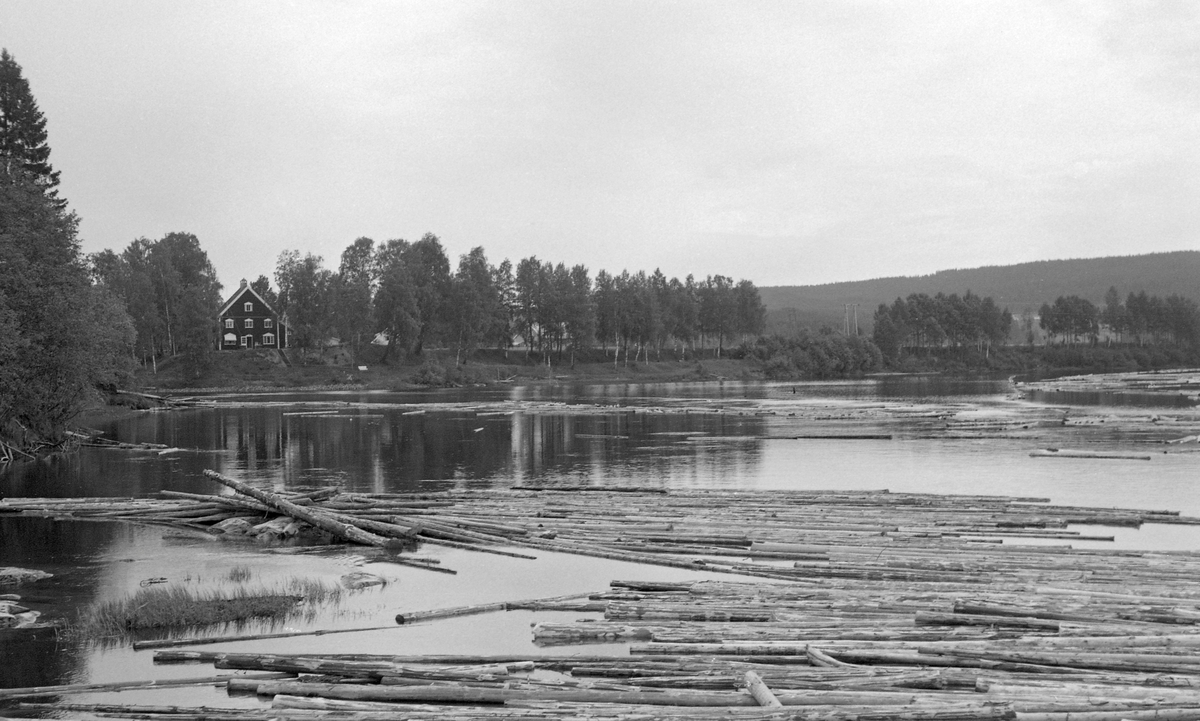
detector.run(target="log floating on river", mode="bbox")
[1029,448,1153,460]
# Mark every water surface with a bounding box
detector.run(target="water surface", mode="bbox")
[2,377,1197,704]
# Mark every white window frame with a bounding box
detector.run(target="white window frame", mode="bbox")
[262,333,275,346]
[264,318,273,329]
[244,318,254,328]
[244,302,253,312]
[240,335,251,347]
[225,319,234,328]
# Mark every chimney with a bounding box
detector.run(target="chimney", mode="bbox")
[240,278,248,289]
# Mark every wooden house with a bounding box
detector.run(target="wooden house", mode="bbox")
[218,279,287,350]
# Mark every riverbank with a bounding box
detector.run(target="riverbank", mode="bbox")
[128,347,763,394]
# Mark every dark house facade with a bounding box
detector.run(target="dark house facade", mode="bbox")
[217,280,287,350]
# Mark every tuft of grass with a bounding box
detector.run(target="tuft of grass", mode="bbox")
[226,565,253,583]
[76,577,343,638]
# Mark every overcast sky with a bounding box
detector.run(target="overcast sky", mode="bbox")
[3,1,1197,291]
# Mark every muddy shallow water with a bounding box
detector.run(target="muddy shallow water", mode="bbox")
[2,377,1198,709]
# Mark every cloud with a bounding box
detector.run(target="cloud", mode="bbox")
[1,0,1196,287]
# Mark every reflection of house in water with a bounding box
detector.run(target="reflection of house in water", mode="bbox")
[219,410,288,487]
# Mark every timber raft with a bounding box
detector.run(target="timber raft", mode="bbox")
[7,474,1200,719]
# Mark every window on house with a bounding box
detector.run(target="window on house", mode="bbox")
[263,333,275,346]
[244,319,254,328]
[225,319,234,328]
[240,336,250,347]
[224,333,236,344]
[244,302,253,312]
[264,318,273,328]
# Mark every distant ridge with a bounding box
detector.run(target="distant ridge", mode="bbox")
[761,251,1200,334]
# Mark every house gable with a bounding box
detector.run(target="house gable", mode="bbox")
[219,284,280,318]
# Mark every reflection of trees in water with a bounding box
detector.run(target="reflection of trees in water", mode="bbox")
[0,517,117,689]
[0,403,768,688]
[1,403,769,500]
[874,376,1011,400]
[211,406,766,492]
[0,451,86,498]
[504,411,766,486]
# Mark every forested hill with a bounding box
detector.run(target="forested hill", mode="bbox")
[761,251,1200,333]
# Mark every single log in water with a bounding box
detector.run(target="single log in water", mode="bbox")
[133,624,404,651]
[248,679,957,708]
[1029,448,1152,460]
[0,672,294,700]
[395,590,603,624]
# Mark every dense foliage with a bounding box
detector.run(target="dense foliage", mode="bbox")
[741,331,882,379]
[265,237,767,366]
[871,291,1012,363]
[1039,288,1200,349]
[1102,288,1199,348]
[0,49,60,202]
[91,233,223,376]
[0,49,134,453]
[1037,295,1099,344]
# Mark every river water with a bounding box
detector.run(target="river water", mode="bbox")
[1,377,1197,707]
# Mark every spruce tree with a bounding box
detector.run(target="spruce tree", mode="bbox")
[0,48,61,199]
[0,48,134,452]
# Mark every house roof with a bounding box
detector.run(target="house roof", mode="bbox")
[219,282,281,318]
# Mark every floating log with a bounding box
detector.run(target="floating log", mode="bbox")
[395,591,602,625]
[0,672,293,700]
[132,624,408,651]
[248,679,965,708]
[18,702,280,720]
[1029,449,1152,460]
[768,434,894,440]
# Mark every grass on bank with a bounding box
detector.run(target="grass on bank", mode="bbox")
[133,344,750,391]
[76,577,342,638]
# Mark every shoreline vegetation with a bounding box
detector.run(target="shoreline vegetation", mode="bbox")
[118,341,1200,394]
[75,579,343,639]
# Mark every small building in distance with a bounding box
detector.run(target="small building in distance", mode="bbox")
[217,279,287,350]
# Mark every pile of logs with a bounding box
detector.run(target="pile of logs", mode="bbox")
[4,473,1200,581]
[1016,369,1200,400]
[22,567,1200,719]
[9,477,1200,717]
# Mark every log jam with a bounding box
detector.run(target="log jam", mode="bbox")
[8,478,1200,718]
